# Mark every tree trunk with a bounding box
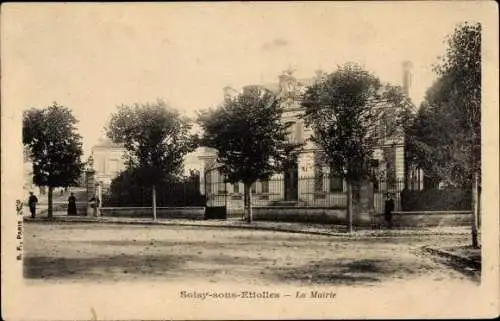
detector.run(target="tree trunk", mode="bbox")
[47,186,54,218]
[224,182,228,208]
[478,184,481,228]
[152,184,157,221]
[346,181,353,234]
[248,186,253,223]
[243,183,248,221]
[243,183,253,223]
[471,172,479,248]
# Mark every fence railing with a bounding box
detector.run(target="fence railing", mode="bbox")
[205,175,470,213]
[206,175,409,212]
[205,175,347,208]
[102,178,205,207]
[100,172,471,213]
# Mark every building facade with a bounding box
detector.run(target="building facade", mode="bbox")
[90,138,204,188]
[200,64,418,214]
[90,138,128,187]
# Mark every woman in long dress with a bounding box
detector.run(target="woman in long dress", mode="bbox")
[67,192,77,215]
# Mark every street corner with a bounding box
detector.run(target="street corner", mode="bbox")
[421,244,481,282]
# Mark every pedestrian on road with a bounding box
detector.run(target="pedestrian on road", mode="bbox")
[28,192,38,218]
[67,192,77,216]
[384,192,395,229]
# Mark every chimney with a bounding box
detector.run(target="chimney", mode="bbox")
[402,61,413,96]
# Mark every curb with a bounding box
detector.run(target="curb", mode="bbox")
[422,245,481,270]
[23,216,471,238]
[22,216,351,237]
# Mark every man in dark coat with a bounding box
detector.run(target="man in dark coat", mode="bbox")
[384,192,395,229]
[28,192,38,218]
[67,192,77,215]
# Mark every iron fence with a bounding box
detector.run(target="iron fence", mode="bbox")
[101,169,470,213]
[206,175,435,213]
[102,176,205,207]
[206,175,348,209]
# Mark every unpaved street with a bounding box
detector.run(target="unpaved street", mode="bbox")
[23,222,478,286]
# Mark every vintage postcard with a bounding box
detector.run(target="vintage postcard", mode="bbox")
[1,2,499,320]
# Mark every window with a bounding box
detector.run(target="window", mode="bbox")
[251,183,256,194]
[383,147,397,189]
[370,159,380,192]
[99,157,106,173]
[107,159,119,175]
[287,122,296,143]
[261,180,269,193]
[385,118,395,137]
[218,177,226,193]
[295,120,303,143]
[352,188,360,201]
[329,175,343,192]
[314,153,324,192]
[206,180,212,195]
[233,183,240,194]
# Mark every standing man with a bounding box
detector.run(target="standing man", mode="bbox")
[384,192,395,229]
[67,192,77,216]
[28,192,38,218]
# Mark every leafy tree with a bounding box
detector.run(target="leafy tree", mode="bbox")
[407,75,469,187]
[23,102,84,217]
[106,99,196,220]
[198,86,299,223]
[301,63,413,232]
[406,22,481,247]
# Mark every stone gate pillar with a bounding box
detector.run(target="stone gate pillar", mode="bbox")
[96,182,102,217]
[352,181,374,226]
[85,169,96,216]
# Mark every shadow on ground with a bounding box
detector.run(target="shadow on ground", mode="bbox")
[267,257,435,286]
[24,253,271,281]
[23,255,191,280]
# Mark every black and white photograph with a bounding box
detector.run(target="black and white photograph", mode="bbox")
[1,2,498,320]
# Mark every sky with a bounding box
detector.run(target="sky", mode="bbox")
[2,2,491,158]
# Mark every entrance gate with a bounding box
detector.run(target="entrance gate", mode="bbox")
[284,157,298,201]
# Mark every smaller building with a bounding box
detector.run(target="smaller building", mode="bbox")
[90,137,204,188]
[91,138,127,187]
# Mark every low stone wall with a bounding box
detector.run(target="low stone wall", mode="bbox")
[38,202,88,216]
[234,207,472,228]
[251,207,357,225]
[373,211,473,228]
[101,207,205,220]
[100,206,472,227]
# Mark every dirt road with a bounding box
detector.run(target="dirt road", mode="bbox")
[23,222,478,286]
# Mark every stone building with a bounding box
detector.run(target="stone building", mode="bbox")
[90,138,128,187]
[90,137,203,188]
[200,63,419,214]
